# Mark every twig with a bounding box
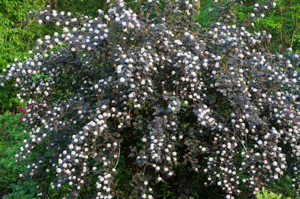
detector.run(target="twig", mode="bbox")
[290,18,299,48]
[114,144,121,169]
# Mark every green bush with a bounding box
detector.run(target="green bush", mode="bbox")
[256,187,291,199]
[230,0,299,53]
[192,0,299,53]
[268,176,300,199]
[0,111,39,198]
[0,0,49,66]
[0,0,53,112]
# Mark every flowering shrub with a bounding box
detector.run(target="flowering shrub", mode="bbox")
[0,0,299,198]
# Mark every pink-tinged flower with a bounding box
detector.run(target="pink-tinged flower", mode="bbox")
[17,106,24,110]
[10,112,15,116]
[21,109,27,114]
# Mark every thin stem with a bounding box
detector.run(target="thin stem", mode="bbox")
[114,144,121,169]
[290,18,299,48]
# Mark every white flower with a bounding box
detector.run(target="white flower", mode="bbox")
[45,35,51,40]
[120,77,125,83]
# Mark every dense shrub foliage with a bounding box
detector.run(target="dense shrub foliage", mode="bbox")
[0,111,39,198]
[256,187,287,199]
[0,0,299,198]
[221,0,299,53]
[0,0,54,113]
[0,0,114,113]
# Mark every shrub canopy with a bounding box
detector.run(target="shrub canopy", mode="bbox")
[0,0,299,198]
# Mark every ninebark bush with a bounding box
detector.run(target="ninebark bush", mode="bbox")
[0,0,299,198]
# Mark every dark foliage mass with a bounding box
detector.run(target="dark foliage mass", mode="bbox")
[0,0,299,198]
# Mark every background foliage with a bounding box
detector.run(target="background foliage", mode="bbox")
[0,0,53,113]
[0,111,38,198]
